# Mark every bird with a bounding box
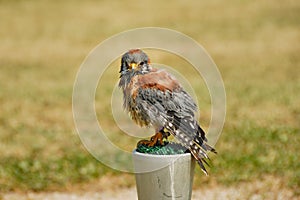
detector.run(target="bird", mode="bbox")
[118,49,216,175]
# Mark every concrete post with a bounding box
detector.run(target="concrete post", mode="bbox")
[133,150,195,200]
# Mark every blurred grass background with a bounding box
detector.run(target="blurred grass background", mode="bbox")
[0,0,299,195]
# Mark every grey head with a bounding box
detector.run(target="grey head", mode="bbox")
[119,49,152,77]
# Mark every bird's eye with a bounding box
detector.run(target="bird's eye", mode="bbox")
[139,62,144,66]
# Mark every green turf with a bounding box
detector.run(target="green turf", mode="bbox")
[136,142,187,155]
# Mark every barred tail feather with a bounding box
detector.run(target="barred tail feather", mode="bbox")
[149,106,216,175]
[190,126,217,175]
[197,125,207,142]
[190,144,209,175]
[190,142,214,176]
[194,125,217,154]
[203,143,217,154]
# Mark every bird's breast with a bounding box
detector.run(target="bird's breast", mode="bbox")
[122,84,150,127]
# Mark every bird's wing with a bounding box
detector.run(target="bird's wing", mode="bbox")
[131,69,197,131]
[130,69,215,174]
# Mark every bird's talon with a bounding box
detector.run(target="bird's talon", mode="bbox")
[137,131,168,148]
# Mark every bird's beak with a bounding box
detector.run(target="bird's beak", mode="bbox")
[129,62,138,70]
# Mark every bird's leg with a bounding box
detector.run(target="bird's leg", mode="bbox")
[137,129,170,147]
[160,128,170,141]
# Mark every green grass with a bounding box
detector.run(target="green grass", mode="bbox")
[213,124,299,185]
[0,152,111,192]
[0,0,299,195]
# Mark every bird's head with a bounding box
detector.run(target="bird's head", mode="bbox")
[119,49,151,76]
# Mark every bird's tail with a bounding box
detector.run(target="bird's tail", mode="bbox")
[189,126,217,175]
[164,115,216,175]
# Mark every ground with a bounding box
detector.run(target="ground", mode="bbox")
[1,183,296,200]
[1,176,297,200]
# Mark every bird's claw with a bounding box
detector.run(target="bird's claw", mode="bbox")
[137,131,168,147]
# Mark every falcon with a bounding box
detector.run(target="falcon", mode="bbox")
[118,49,216,174]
